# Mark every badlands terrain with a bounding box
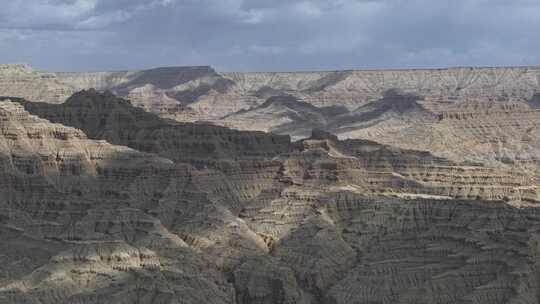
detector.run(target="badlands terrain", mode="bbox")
[0,63,539,303]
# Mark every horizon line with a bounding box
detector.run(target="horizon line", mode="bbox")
[2,62,540,74]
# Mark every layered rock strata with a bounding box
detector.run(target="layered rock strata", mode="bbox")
[2,64,539,121]
[1,88,540,303]
[3,63,538,174]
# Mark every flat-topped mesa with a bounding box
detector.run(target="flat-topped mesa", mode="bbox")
[2,64,539,126]
[116,66,237,122]
[10,90,292,163]
[114,66,220,91]
[55,71,133,92]
[55,65,224,92]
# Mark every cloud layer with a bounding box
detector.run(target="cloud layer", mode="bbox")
[1,0,539,71]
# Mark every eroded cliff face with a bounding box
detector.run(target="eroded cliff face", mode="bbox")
[3,64,539,172]
[70,66,540,121]
[1,63,540,304]
[12,90,291,162]
[0,65,74,103]
[2,64,539,118]
[1,90,540,303]
[344,99,540,179]
[0,100,239,304]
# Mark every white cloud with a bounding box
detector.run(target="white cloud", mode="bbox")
[292,2,323,18]
[0,0,177,30]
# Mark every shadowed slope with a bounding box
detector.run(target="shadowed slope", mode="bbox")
[10,90,292,162]
[222,94,348,135]
[0,100,240,304]
[2,92,540,303]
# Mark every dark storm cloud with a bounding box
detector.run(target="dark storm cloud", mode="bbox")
[0,0,538,71]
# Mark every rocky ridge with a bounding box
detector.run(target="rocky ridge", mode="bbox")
[1,90,540,303]
[2,64,539,119]
[2,64,539,170]
[0,64,74,103]
[1,62,540,303]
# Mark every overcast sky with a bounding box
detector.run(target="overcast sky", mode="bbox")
[0,0,539,72]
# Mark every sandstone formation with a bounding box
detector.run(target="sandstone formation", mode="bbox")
[221,94,348,135]
[0,64,74,103]
[341,99,540,176]
[0,89,540,303]
[0,100,236,303]
[2,64,539,170]
[9,90,291,162]
[2,64,539,121]
[1,64,540,303]
[56,66,237,122]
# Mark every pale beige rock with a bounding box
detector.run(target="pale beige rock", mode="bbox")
[0,69,540,304]
[0,64,74,103]
[0,100,237,304]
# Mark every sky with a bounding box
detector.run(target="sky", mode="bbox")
[0,0,539,72]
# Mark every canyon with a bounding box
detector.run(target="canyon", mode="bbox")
[0,63,539,303]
